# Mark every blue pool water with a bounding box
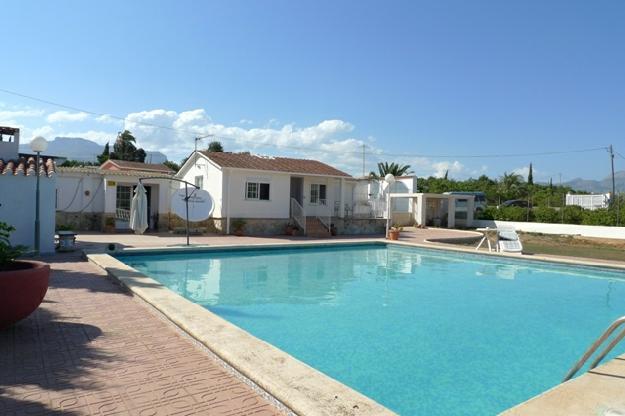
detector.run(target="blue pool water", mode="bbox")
[117,244,625,415]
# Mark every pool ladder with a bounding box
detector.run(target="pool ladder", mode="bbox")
[563,315,625,382]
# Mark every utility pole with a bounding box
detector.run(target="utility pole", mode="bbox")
[362,144,366,178]
[609,144,616,203]
[559,173,564,223]
[609,144,620,225]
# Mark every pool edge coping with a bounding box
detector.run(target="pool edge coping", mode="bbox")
[86,244,397,416]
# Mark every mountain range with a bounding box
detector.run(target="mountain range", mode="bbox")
[19,137,167,164]
[563,171,625,194]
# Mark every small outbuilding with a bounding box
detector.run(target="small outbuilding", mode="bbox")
[0,127,56,253]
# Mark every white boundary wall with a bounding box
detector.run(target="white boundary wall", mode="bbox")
[474,220,625,240]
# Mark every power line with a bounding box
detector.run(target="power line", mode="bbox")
[375,146,609,159]
[0,87,612,160]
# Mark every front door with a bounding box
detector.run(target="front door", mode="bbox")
[290,177,304,210]
[115,184,152,230]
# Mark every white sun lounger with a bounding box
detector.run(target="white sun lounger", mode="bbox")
[497,228,523,253]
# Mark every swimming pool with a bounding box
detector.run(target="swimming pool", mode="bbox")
[117,243,625,415]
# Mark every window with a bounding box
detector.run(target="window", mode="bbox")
[310,184,327,205]
[259,183,270,200]
[246,182,270,200]
[194,175,203,188]
[116,185,132,211]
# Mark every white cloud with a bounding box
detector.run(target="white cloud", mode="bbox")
[512,166,531,179]
[0,109,45,120]
[122,108,365,171]
[239,119,253,125]
[32,125,55,137]
[58,130,115,145]
[47,111,89,123]
[95,114,118,124]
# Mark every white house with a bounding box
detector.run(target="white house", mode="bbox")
[56,159,175,232]
[177,151,394,236]
[566,193,611,211]
[0,127,56,254]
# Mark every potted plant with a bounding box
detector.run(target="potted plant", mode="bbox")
[388,224,402,241]
[104,216,116,233]
[0,222,50,329]
[330,223,337,236]
[232,219,246,236]
[285,221,298,236]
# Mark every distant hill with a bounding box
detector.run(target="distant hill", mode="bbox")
[19,136,167,164]
[563,171,625,193]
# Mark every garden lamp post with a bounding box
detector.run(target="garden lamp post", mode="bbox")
[30,136,48,255]
[384,173,396,238]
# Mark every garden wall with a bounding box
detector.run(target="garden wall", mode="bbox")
[474,220,625,240]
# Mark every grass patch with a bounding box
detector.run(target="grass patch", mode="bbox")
[520,233,625,262]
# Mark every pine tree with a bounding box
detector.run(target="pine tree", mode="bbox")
[97,142,110,164]
[528,163,534,185]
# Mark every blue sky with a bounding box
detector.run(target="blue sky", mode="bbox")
[1,0,624,181]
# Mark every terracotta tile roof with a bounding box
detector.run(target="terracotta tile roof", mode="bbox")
[0,156,55,177]
[57,166,174,178]
[201,151,352,177]
[101,159,174,174]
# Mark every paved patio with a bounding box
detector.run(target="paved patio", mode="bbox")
[0,250,285,416]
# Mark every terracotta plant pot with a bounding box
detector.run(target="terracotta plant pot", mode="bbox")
[388,230,400,241]
[0,260,50,329]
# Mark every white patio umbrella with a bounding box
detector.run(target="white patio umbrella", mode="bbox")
[130,182,148,234]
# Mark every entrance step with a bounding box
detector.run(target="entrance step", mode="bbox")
[305,216,331,238]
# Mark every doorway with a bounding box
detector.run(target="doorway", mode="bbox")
[290,177,304,210]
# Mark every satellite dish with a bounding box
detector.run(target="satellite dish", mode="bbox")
[171,188,213,221]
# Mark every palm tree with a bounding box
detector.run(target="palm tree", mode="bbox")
[498,172,524,202]
[369,162,412,179]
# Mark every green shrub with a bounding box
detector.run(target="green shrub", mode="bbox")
[533,206,559,223]
[582,208,616,226]
[561,206,584,224]
[478,207,496,220]
[0,222,27,268]
[493,206,531,222]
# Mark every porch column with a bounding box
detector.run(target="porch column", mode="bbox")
[447,197,456,228]
[224,169,231,234]
[339,178,345,218]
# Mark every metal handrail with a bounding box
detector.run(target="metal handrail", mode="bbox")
[290,198,306,234]
[317,211,332,234]
[115,208,130,221]
[563,315,625,381]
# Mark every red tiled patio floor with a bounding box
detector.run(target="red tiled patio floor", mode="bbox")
[0,253,284,416]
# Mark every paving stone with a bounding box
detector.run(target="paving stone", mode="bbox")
[0,253,283,416]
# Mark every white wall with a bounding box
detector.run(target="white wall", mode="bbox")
[303,176,336,217]
[391,177,415,212]
[56,174,104,213]
[474,219,625,240]
[101,175,172,214]
[178,155,224,217]
[224,169,291,218]
[0,175,56,254]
